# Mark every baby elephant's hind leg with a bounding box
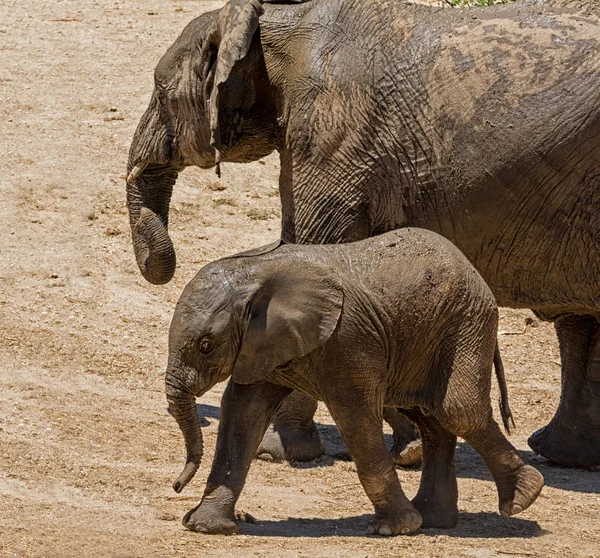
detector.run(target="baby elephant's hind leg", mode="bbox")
[441,320,543,518]
[403,410,459,528]
[461,418,544,517]
[327,402,422,536]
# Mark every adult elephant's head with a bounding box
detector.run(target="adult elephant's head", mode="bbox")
[127,0,282,284]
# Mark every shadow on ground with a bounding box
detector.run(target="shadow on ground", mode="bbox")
[238,511,544,539]
[189,404,598,494]
[454,441,599,495]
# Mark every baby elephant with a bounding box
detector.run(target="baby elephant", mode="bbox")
[166,229,544,536]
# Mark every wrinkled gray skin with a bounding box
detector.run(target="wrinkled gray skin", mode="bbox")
[128,0,600,468]
[166,229,544,536]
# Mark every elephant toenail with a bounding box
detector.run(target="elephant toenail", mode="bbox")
[510,504,523,515]
[367,524,375,535]
[379,524,392,536]
[401,527,410,534]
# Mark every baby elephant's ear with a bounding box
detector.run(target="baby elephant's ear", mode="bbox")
[232,259,344,385]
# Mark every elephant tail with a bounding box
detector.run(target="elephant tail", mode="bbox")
[494,342,516,435]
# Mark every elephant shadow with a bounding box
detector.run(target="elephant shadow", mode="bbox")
[237,512,544,539]
[453,441,600,495]
[291,423,389,468]
[191,405,598,494]
[193,403,221,427]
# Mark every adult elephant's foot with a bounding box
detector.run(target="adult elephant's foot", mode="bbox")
[496,464,544,517]
[255,391,324,462]
[528,315,600,469]
[528,420,600,469]
[255,423,324,462]
[366,506,422,536]
[182,491,238,535]
[383,407,423,467]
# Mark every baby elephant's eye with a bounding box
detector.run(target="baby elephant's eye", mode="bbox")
[198,337,213,354]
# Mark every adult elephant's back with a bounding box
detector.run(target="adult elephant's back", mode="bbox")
[272,0,600,316]
[410,4,600,314]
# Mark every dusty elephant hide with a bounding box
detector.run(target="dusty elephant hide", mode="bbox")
[165,228,544,536]
[126,0,600,468]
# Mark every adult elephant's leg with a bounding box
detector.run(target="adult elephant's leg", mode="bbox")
[255,391,324,462]
[264,154,385,463]
[528,315,600,468]
[383,407,423,467]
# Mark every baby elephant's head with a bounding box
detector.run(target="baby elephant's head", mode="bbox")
[165,254,343,493]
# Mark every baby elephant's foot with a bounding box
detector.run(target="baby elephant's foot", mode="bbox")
[366,506,422,536]
[182,504,238,535]
[412,496,458,529]
[497,464,544,517]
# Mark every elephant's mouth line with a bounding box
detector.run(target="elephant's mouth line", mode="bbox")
[127,158,213,184]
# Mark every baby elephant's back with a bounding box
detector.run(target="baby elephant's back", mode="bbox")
[352,229,497,334]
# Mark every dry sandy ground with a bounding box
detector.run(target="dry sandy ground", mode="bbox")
[0,1,598,556]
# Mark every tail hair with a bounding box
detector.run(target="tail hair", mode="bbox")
[494,342,516,434]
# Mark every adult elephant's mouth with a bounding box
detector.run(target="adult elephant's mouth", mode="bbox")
[126,161,148,184]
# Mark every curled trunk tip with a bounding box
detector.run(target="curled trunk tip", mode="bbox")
[173,461,201,493]
[133,207,176,284]
[125,159,179,285]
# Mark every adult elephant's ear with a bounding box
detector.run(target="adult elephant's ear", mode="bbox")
[209,0,265,170]
[232,259,344,385]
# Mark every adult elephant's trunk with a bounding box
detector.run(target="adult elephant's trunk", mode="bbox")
[126,94,180,284]
[126,166,179,284]
[166,381,204,493]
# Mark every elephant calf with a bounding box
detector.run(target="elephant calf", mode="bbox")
[166,229,544,536]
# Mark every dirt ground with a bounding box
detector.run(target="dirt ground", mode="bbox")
[0,1,598,557]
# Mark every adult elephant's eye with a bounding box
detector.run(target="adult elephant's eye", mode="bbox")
[198,337,213,354]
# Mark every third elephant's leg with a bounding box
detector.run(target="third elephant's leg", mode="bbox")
[528,314,600,468]
[256,390,324,462]
[383,407,423,467]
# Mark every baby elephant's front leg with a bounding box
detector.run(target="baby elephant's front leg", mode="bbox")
[328,402,423,535]
[183,381,291,535]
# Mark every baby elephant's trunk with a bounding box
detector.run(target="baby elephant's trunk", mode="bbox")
[166,386,204,493]
[494,343,516,434]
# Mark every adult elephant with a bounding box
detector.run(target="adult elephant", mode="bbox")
[126,0,600,468]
